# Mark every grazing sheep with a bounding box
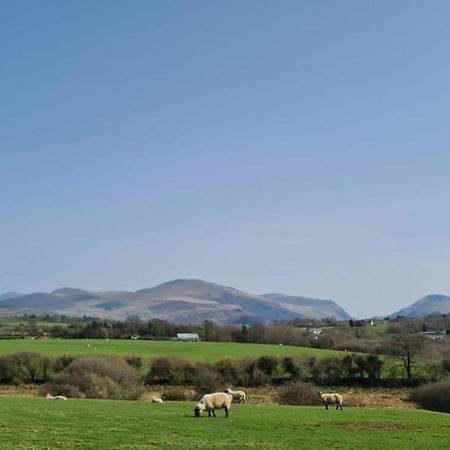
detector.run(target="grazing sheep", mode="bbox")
[151,396,163,404]
[318,391,343,410]
[46,393,67,400]
[224,388,246,404]
[194,392,233,418]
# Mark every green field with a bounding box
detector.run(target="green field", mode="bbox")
[0,339,343,361]
[0,320,70,329]
[0,397,448,449]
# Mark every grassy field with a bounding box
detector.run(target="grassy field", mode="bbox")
[0,320,70,328]
[0,339,343,361]
[0,397,448,449]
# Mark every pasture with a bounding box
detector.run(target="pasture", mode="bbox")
[0,397,449,449]
[0,339,343,361]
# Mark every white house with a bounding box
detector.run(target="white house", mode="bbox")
[176,333,200,342]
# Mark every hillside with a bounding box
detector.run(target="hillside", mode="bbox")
[390,294,450,318]
[262,293,352,320]
[0,279,352,324]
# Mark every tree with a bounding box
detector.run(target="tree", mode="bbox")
[355,354,384,384]
[389,334,426,381]
[0,352,52,383]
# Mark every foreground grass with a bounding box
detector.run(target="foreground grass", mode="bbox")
[0,397,449,449]
[0,339,343,361]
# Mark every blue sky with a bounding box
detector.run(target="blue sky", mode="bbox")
[1,1,450,317]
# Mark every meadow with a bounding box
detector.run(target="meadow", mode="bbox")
[0,397,449,449]
[0,339,343,361]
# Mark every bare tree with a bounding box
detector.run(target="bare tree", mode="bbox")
[389,333,426,381]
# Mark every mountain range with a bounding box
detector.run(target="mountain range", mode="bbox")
[2,280,448,323]
[0,279,352,324]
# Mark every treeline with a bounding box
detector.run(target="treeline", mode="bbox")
[2,345,450,395]
[3,315,450,357]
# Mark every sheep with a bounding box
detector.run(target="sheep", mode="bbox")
[151,396,163,404]
[318,391,343,410]
[194,392,233,418]
[224,388,246,404]
[46,393,67,400]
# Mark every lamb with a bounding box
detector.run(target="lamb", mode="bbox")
[151,396,163,404]
[318,391,343,410]
[224,388,246,404]
[46,393,67,400]
[194,392,233,418]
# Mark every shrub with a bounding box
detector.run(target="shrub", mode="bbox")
[277,381,321,406]
[282,357,302,381]
[161,387,196,401]
[0,352,53,383]
[146,357,195,385]
[53,355,75,372]
[191,362,221,396]
[248,366,271,387]
[43,355,143,400]
[215,358,249,386]
[125,355,142,369]
[411,380,450,413]
[256,356,279,376]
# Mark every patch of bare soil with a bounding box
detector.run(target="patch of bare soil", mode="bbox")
[0,384,39,397]
[247,386,417,408]
[339,387,416,409]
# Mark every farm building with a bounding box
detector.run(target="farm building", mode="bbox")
[418,331,447,340]
[176,333,200,342]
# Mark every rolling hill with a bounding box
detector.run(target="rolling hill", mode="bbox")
[262,293,352,320]
[389,294,450,318]
[0,279,352,324]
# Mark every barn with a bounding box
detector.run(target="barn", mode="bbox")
[176,333,200,342]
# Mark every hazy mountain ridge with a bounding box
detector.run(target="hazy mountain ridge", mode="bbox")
[389,294,450,318]
[0,292,23,301]
[0,279,352,324]
[261,293,352,321]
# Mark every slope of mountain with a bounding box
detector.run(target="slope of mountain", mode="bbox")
[390,295,450,318]
[0,279,352,324]
[0,292,23,301]
[261,293,352,321]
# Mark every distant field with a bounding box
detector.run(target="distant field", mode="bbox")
[0,397,448,449]
[0,320,70,328]
[0,339,343,361]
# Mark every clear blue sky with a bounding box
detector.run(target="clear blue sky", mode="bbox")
[1,1,450,317]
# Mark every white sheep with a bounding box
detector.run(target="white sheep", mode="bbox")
[151,396,163,404]
[46,393,67,400]
[224,388,246,404]
[194,392,233,418]
[318,391,343,410]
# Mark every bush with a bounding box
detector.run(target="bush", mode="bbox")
[191,362,222,396]
[411,380,450,413]
[146,357,195,385]
[277,381,321,406]
[161,387,196,401]
[125,356,142,369]
[0,352,53,383]
[215,358,249,386]
[43,355,143,400]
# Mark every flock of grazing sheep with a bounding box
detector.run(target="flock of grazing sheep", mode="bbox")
[45,388,344,417]
[193,388,343,418]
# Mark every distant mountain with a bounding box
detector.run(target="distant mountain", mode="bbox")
[390,294,450,318]
[261,293,352,321]
[0,279,352,324]
[0,292,23,301]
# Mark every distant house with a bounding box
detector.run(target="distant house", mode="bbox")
[418,331,447,340]
[176,333,200,342]
[306,328,323,335]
